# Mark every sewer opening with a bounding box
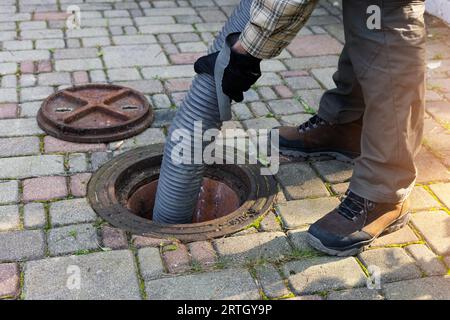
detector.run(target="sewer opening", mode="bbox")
[88,145,277,241]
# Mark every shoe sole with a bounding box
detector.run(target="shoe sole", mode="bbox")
[279,148,358,164]
[306,212,411,257]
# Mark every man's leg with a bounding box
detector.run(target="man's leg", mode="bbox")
[278,44,365,160]
[349,0,426,203]
[307,0,426,256]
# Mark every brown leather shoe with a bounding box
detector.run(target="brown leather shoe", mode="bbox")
[307,191,410,257]
[278,115,362,161]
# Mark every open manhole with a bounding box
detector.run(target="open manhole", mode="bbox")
[87,144,277,242]
[37,83,154,143]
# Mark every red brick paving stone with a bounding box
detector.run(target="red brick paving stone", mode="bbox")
[33,12,70,21]
[37,60,52,73]
[69,173,92,197]
[169,52,203,65]
[0,263,19,298]
[44,136,107,153]
[132,235,172,248]
[415,149,450,183]
[280,70,309,78]
[101,225,128,250]
[23,176,68,202]
[274,85,293,98]
[165,78,192,92]
[73,71,89,85]
[0,104,18,119]
[20,61,35,74]
[188,241,217,267]
[287,35,343,57]
[163,244,191,273]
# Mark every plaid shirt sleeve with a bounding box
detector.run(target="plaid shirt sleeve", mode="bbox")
[239,0,319,59]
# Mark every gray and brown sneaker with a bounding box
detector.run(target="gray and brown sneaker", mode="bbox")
[307,191,410,257]
[278,115,362,162]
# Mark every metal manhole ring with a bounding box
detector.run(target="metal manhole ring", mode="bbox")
[37,83,154,143]
[87,144,278,242]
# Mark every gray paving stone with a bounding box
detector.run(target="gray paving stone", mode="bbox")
[259,213,282,232]
[21,29,63,40]
[53,48,98,60]
[116,128,166,150]
[311,160,353,183]
[295,89,324,112]
[284,55,339,70]
[358,248,422,284]
[255,264,290,298]
[142,65,195,79]
[50,199,97,227]
[257,72,283,86]
[20,86,54,102]
[19,101,42,117]
[213,232,292,264]
[405,244,447,276]
[0,204,19,231]
[0,62,17,75]
[232,103,253,120]
[0,118,43,137]
[242,116,280,130]
[327,287,384,300]
[283,257,366,295]
[82,37,111,47]
[47,224,99,256]
[409,186,440,211]
[0,229,45,262]
[24,250,141,300]
[68,153,88,173]
[276,163,330,200]
[23,202,46,229]
[383,276,450,300]
[55,59,103,72]
[285,76,321,90]
[107,68,141,81]
[90,151,111,171]
[311,68,337,90]
[138,247,165,280]
[0,180,19,204]
[145,268,259,300]
[112,35,157,45]
[20,74,36,87]
[3,40,33,51]
[35,39,65,49]
[429,183,450,208]
[151,94,171,109]
[411,211,450,256]
[277,197,340,229]
[287,227,316,252]
[0,88,17,103]
[267,99,303,115]
[38,72,72,86]
[0,155,64,179]
[103,45,168,68]
[116,80,163,94]
[280,113,312,126]
[0,49,50,63]
[369,226,419,247]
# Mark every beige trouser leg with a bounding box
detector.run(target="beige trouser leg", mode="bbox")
[318,0,426,203]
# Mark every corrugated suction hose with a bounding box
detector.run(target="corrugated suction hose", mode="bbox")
[152,0,253,224]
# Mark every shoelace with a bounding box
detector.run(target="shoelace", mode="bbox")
[297,115,328,133]
[338,191,372,221]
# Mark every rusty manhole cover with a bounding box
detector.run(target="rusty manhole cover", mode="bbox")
[87,144,278,242]
[37,83,154,143]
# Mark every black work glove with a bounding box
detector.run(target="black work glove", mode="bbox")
[194,34,262,103]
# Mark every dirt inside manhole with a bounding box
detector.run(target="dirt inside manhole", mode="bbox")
[127,178,241,223]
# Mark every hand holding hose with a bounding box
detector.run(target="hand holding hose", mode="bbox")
[194,33,262,103]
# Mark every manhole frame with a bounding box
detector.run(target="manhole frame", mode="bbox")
[37,83,154,143]
[87,144,278,242]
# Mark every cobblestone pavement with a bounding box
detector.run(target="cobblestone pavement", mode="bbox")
[0,0,449,300]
